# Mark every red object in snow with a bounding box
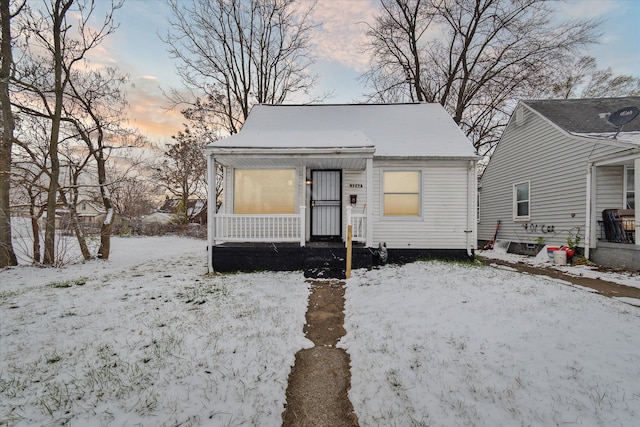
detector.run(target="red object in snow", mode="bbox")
[560,246,575,259]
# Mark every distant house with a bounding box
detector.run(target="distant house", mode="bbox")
[479,97,639,270]
[205,103,480,276]
[156,198,207,224]
[76,200,106,228]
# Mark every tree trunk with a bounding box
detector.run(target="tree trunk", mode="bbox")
[30,208,41,264]
[0,0,18,267]
[58,190,91,261]
[96,151,112,260]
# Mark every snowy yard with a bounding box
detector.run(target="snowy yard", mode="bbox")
[2,236,640,426]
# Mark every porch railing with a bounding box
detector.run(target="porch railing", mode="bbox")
[347,206,366,242]
[214,206,306,246]
[600,209,636,244]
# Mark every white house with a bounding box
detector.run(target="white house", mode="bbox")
[479,97,640,270]
[205,103,479,276]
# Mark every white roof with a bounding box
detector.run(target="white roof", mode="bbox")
[209,103,477,159]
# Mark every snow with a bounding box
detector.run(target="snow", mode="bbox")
[211,104,479,158]
[2,236,640,425]
[480,240,640,289]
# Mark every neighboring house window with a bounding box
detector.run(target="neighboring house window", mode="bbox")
[383,170,421,216]
[82,203,86,211]
[234,169,296,214]
[625,167,635,209]
[513,181,530,220]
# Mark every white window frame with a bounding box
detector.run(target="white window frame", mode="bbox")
[513,181,530,221]
[381,169,422,219]
[624,166,634,209]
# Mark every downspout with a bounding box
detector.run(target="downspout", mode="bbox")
[207,153,215,273]
[466,160,476,257]
[585,162,593,260]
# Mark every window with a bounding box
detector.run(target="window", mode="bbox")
[383,170,420,216]
[513,181,530,220]
[234,169,296,214]
[625,167,635,209]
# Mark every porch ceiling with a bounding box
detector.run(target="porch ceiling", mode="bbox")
[210,147,375,170]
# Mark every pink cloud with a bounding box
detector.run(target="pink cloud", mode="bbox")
[310,0,377,72]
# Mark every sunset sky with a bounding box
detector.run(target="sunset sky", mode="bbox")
[89,0,640,144]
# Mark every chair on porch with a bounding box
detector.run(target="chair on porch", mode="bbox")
[602,209,635,243]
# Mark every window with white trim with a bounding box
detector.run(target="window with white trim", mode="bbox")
[234,169,296,214]
[625,167,635,209]
[383,170,421,217]
[513,181,530,220]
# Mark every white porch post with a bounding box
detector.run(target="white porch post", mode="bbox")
[633,158,640,245]
[585,163,594,259]
[365,158,373,247]
[299,206,306,247]
[207,153,216,273]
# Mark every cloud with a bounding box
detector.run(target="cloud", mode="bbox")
[309,0,377,72]
[555,0,616,19]
[125,77,183,142]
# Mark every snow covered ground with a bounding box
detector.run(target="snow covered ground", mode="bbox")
[479,239,640,289]
[2,236,640,426]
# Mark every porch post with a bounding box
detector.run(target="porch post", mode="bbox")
[300,206,306,247]
[346,205,352,248]
[633,158,640,245]
[365,158,373,247]
[585,163,593,259]
[207,153,216,273]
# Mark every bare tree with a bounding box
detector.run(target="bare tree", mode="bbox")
[549,56,640,99]
[362,0,600,155]
[11,115,50,263]
[12,0,122,264]
[65,66,139,259]
[164,0,321,134]
[0,0,24,267]
[154,129,207,224]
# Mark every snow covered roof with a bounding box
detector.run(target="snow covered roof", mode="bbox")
[208,103,478,159]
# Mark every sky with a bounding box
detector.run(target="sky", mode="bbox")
[88,0,640,144]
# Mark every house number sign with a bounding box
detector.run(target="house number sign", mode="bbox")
[349,184,363,188]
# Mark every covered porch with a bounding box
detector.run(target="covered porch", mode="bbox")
[205,144,376,274]
[587,153,639,270]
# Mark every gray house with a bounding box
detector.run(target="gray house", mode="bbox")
[479,97,640,270]
[205,103,480,276]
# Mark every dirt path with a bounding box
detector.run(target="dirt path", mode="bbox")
[485,258,640,299]
[282,280,359,427]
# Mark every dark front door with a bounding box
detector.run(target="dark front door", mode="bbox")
[311,170,341,241]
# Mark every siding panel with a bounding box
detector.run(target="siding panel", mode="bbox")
[372,161,471,249]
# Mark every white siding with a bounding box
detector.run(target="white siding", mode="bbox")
[372,160,471,249]
[342,170,367,237]
[479,106,627,248]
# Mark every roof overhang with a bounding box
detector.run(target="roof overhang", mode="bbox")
[589,147,640,167]
[207,146,376,170]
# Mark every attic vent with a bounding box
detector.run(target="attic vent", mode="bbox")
[515,106,524,125]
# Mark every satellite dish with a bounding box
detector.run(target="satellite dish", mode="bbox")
[607,106,639,127]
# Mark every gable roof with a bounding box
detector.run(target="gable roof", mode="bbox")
[522,97,640,143]
[209,103,478,159]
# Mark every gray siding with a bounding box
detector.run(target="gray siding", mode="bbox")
[479,105,625,248]
[372,160,472,249]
